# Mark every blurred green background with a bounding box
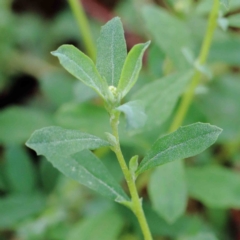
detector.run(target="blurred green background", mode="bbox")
[0,0,240,239]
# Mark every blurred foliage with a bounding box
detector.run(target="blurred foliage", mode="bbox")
[0,0,240,239]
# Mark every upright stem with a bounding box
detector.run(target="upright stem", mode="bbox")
[169,0,219,132]
[68,0,96,60]
[110,111,153,240]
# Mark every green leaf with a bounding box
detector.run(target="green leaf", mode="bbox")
[26,126,110,158]
[186,166,240,208]
[117,41,150,98]
[68,208,124,240]
[179,233,218,240]
[0,106,52,144]
[55,102,110,138]
[228,14,240,28]
[40,157,59,193]
[136,123,222,175]
[42,149,128,201]
[149,161,187,223]
[220,0,230,9]
[0,193,45,228]
[116,101,147,130]
[142,5,192,70]
[5,145,36,194]
[51,45,108,98]
[132,71,193,130]
[40,71,74,107]
[96,17,127,87]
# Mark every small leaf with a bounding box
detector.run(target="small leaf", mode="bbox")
[105,132,117,147]
[129,155,139,179]
[51,45,108,98]
[149,161,187,223]
[228,14,240,28]
[220,0,230,9]
[116,101,147,130]
[132,71,193,130]
[136,123,222,175]
[218,17,229,31]
[187,166,240,208]
[142,5,192,70]
[26,126,110,158]
[117,41,150,98]
[96,17,127,87]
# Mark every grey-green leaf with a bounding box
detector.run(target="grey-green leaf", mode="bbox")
[186,166,240,208]
[26,126,110,158]
[136,123,222,175]
[220,0,230,9]
[117,41,150,98]
[116,101,147,130]
[142,5,192,70]
[51,45,108,98]
[149,161,187,223]
[96,17,127,86]
[132,71,193,130]
[45,149,128,201]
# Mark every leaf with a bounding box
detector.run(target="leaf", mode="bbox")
[0,106,53,144]
[186,166,240,208]
[51,45,108,98]
[220,0,230,9]
[68,208,124,240]
[0,193,45,228]
[196,74,240,142]
[96,17,127,87]
[40,71,74,107]
[40,157,59,193]
[26,126,110,158]
[116,101,147,130]
[55,102,110,138]
[5,145,36,194]
[142,5,192,70]
[149,161,187,223]
[179,233,218,240]
[117,41,150,98]
[136,123,222,175]
[41,149,128,201]
[228,14,240,28]
[132,71,193,130]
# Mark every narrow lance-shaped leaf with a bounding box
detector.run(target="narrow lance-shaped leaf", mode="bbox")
[51,45,108,98]
[116,101,147,130]
[96,17,127,87]
[136,123,222,175]
[45,150,128,202]
[26,126,110,158]
[117,41,150,98]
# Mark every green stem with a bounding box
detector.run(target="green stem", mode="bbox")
[110,111,153,240]
[68,0,96,60]
[169,0,219,132]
